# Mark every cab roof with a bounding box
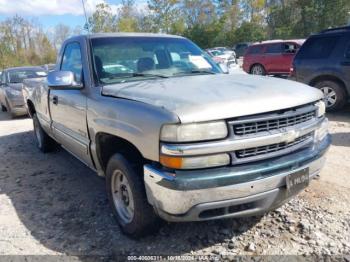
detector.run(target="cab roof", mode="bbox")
[253,39,305,46]
[68,32,185,41]
[319,26,350,34]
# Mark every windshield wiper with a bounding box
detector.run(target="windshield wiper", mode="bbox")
[174,70,216,76]
[131,73,169,78]
[104,73,168,81]
[190,70,216,75]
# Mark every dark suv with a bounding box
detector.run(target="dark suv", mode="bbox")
[292,26,350,111]
[233,42,251,58]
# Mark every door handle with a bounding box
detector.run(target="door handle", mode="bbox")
[52,96,58,105]
[341,61,350,66]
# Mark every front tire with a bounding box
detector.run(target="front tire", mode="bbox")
[250,64,266,75]
[33,113,56,152]
[315,80,347,111]
[106,154,159,238]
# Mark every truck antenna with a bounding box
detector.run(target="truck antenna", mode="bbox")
[81,0,90,33]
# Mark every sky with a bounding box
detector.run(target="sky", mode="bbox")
[0,0,147,30]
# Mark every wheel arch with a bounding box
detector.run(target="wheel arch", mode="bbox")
[309,75,349,97]
[95,132,146,174]
[26,99,36,118]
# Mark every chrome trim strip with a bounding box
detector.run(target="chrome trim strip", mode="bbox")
[229,104,317,125]
[231,135,314,164]
[161,118,324,156]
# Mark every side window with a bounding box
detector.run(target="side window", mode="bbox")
[170,52,181,61]
[298,36,339,59]
[248,45,263,54]
[265,43,282,54]
[283,43,298,54]
[60,42,83,82]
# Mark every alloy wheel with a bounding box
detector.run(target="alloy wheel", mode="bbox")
[251,65,263,75]
[320,86,337,108]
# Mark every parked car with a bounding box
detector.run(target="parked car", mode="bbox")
[27,33,330,237]
[233,42,252,58]
[0,67,47,118]
[211,47,236,56]
[291,26,350,111]
[243,40,304,76]
[41,64,56,72]
[206,48,237,67]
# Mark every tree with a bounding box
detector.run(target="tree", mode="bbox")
[266,0,350,39]
[53,24,71,51]
[37,33,56,64]
[0,15,57,69]
[233,21,267,42]
[88,3,117,33]
[182,0,217,28]
[117,0,140,32]
[147,0,180,33]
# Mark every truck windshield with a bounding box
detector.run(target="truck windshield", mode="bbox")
[91,36,222,85]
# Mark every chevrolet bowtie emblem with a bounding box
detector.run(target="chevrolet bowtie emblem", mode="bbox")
[282,130,299,143]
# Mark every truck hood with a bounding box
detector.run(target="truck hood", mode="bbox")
[102,74,323,123]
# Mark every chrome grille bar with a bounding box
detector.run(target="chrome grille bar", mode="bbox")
[231,105,317,137]
[232,133,314,164]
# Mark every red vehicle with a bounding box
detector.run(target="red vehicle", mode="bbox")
[243,40,304,76]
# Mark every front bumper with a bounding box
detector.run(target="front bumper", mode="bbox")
[9,105,27,116]
[144,135,331,222]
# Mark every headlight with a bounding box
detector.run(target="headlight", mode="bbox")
[161,121,228,142]
[160,153,230,169]
[315,118,329,141]
[315,100,326,117]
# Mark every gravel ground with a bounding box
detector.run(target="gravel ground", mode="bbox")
[0,108,349,260]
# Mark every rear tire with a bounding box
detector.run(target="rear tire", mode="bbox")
[106,154,159,238]
[315,80,347,111]
[33,113,56,152]
[250,64,266,76]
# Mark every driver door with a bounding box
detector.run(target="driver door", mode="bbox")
[49,41,92,167]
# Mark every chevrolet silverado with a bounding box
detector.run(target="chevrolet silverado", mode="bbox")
[27,33,331,237]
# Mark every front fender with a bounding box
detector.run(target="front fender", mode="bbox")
[87,95,179,164]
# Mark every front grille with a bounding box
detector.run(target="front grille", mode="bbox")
[233,109,316,136]
[236,133,312,159]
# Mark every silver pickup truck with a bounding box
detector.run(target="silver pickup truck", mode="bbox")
[27,33,331,237]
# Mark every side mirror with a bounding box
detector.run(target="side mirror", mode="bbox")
[47,71,83,90]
